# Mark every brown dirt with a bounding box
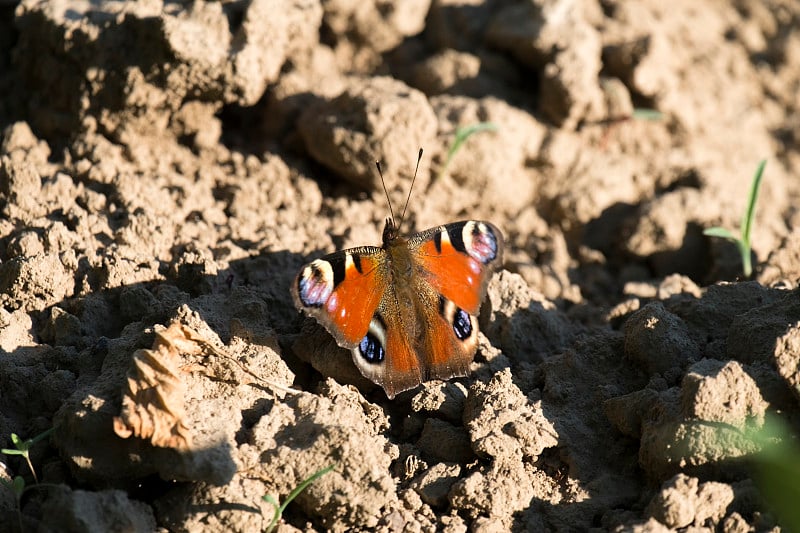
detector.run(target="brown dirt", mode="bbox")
[1,0,799,531]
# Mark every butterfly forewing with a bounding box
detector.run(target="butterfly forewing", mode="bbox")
[410,221,504,315]
[293,246,388,348]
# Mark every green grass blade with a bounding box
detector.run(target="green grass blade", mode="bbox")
[738,240,753,278]
[740,159,767,248]
[262,494,282,533]
[278,464,335,516]
[631,108,663,121]
[445,122,497,166]
[261,464,335,533]
[436,122,498,182]
[703,227,738,240]
[27,428,53,446]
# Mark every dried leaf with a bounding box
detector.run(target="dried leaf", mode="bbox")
[113,322,201,450]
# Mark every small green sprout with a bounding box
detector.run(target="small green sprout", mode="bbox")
[1,428,53,484]
[748,415,800,531]
[0,474,26,497]
[0,474,26,533]
[700,413,800,530]
[2,428,54,533]
[262,464,335,533]
[703,159,767,278]
[438,122,497,181]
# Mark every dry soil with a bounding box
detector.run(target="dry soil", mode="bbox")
[1,0,800,532]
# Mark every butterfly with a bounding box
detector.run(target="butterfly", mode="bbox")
[292,150,504,399]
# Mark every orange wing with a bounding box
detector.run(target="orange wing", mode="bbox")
[409,221,504,315]
[348,303,424,399]
[293,246,388,348]
[420,297,476,381]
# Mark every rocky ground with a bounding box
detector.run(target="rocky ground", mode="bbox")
[1,0,799,531]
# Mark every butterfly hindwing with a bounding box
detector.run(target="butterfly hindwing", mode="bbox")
[343,267,478,399]
[293,246,388,348]
[347,299,423,399]
[420,293,477,381]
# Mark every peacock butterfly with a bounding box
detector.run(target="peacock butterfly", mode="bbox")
[292,149,504,398]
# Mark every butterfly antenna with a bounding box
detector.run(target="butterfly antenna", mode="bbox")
[399,147,423,230]
[375,160,396,223]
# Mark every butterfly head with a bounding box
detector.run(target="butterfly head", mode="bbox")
[382,216,400,244]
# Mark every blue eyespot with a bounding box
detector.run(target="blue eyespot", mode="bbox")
[358,333,385,363]
[452,308,472,340]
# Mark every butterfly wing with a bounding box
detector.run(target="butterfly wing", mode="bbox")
[410,221,504,385]
[294,243,426,398]
[293,246,388,349]
[349,287,424,399]
[409,221,504,314]
[417,286,481,384]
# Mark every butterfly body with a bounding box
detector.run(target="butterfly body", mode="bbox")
[293,218,504,399]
